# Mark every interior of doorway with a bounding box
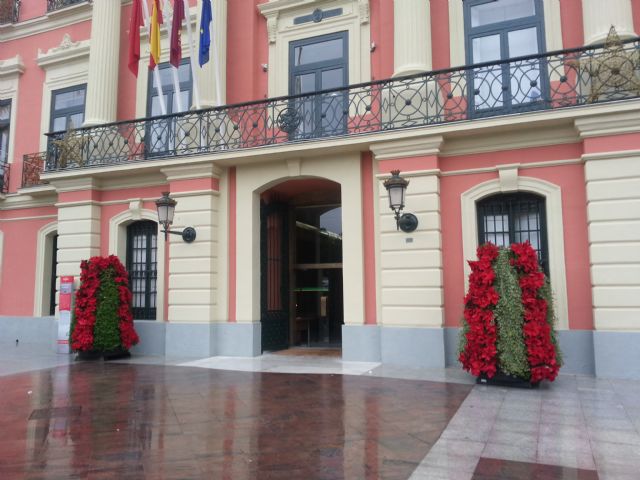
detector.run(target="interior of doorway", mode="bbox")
[260,178,343,354]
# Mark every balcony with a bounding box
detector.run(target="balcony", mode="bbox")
[0,0,20,24]
[47,0,86,13]
[28,36,640,181]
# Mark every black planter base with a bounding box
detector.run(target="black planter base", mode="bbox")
[76,349,131,361]
[476,371,539,389]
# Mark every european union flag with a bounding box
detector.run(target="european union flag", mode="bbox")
[199,0,212,67]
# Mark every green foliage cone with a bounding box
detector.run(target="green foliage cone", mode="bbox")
[494,249,530,379]
[540,278,564,367]
[92,268,122,352]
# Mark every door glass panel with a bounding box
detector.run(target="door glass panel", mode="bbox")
[172,91,190,113]
[294,73,316,136]
[294,38,343,66]
[472,34,503,110]
[53,116,66,132]
[54,89,85,110]
[0,103,9,121]
[0,128,8,163]
[69,113,84,129]
[471,0,535,27]
[508,27,542,104]
[320,68,345,134]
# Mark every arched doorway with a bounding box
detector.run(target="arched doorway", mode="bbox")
[260,178,343,352]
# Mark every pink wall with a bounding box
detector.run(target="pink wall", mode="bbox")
[2,21,92,193]
[0,206,57,315]
[430,0,451,70]
[369,0,394,80]
[633,0,640,35]
[361,152,377,325]
[226,0,269,105]
[560,0,584,48]
[440,146,593,331]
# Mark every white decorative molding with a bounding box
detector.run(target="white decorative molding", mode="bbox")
[33,222,58,317]
[286,158,301,177]
[393,0,431,76]
[582,0,637,44]
[575,111,640,138]
[371,135,443,161]
[498,164,519,192]
[128,200,143,220]
[461,177,569,329]
[109,209,165,322]
[259,0,371,98]
[0,55,24,165]
[36,34,91,67]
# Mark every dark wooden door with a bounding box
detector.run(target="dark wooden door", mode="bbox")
[261,203,289,352]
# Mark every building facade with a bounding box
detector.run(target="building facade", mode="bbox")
[1,0,640,378]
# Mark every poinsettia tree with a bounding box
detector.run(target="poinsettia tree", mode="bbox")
[71,255,139,353]
[459,241,562,383]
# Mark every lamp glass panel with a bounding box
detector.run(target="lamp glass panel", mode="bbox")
[157,204,170,224]
[388,185,405,209]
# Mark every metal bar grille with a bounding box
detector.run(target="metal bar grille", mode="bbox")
[477,193,548,274]
[126,221,158,320]
[47,0,86,13]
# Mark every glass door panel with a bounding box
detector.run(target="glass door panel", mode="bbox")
[472,34,503,111]
[508,27,542,105]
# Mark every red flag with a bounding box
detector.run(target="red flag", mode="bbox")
[128,0,144,76]
[149,0,164,70]
[170,0,185,68]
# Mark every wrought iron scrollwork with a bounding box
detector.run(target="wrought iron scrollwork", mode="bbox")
[47,0,87,13]
[0,0,20,24]
[0,162,9,194]
[21,152,46,189]
[40,32,640,173]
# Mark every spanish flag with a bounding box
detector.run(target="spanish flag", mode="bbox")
[149,0,163,70]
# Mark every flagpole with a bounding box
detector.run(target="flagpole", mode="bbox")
[210,1,222,107]
[163,0,183,112]
[142,0,167,115]
[182,0,201,110]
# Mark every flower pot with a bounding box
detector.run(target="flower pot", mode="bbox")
[476,371,539,389]
[76,349,131,361]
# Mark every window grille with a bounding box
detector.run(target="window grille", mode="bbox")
[126,221,158,320]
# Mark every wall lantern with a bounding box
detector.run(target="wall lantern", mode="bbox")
[383,170,418,233]
[155,192,196,243]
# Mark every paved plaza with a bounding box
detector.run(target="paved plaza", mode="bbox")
[0,345,639,479]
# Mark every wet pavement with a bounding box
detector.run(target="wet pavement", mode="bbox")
[0,362,469,479]
[1,346,640,479]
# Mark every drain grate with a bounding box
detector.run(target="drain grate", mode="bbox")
[29,406,82,420]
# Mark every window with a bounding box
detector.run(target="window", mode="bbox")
[0,100,11,164]
[146,60,193,155]
[126,221,158,320]
[50,85,86,132]
[464,0,546,115]
[477,193,549,273]
[289,31,348,138]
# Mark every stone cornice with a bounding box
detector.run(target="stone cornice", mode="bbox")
[0,55,25,77]
[370,135,444,160]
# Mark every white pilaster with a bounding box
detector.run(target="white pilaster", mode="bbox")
[83,0,121,126]
[195,0,227,107]
[372,136,443,328]
[163,164,221,323]
[576,111,640,331]
[393,0,431,76]
[582,0,637,45]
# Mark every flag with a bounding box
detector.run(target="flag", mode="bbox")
[199,0,212,67]
[149,0,164,70]
[170,0,185,68]
[128,0,144,76]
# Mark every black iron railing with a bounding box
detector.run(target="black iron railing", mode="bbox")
[0,0,20,24]
[0,162,9,194]
[43,37,640,172]
[22,152,46,188]
[47,0,86,12]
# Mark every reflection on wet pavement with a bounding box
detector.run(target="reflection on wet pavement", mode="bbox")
[0,362,471,479]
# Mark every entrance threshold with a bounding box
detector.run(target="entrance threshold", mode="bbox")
[273,347,341,357]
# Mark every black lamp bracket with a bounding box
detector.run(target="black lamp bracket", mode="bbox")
[163,226,196,243]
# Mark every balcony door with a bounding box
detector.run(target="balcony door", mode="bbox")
[464,0,547,116]
[289,31,348,139]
